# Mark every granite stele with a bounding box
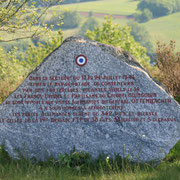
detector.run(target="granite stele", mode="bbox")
[0,36,180,163]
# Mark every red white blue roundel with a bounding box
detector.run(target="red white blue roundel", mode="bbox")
[75,55,87,66]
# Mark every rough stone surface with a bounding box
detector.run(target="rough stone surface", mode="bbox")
[0,36,180,163]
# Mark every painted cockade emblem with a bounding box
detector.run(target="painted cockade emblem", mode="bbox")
[75,55,87,67]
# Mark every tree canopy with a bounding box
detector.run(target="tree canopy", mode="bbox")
[80,17,99,36]
[0,0,62,42]
[127,21,153,55]
[86,16,150,66]
[137,0,180,18]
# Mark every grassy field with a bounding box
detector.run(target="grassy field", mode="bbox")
[50,0,180,51]
[52,0,138,15]
[143,12,180,51]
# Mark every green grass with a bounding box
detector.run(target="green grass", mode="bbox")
[52,0,138,16]
[0,162,179,180]
[143,12,180,51]
[0,140,179,180]
[49,0,180,52]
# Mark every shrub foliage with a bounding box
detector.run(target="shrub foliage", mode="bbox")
[155,40,180,97]
[137,0,180,18]
[86,16,150,66]
[0,30,64,103]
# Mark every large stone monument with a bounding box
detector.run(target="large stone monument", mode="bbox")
[0,36,179,163]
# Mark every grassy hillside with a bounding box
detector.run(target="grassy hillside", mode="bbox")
[143,12,180,51]
[52,0,138,15]
[1,0,180,53]
[49,0,180,52]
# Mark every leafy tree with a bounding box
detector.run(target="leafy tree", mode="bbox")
[45,10,81,30]
[174,0,180,12]
[134,8,153,23]
[0,1,64,102]
[21,30,64,71]
[89,11,93,17]
[0,30,64,103]
[137,0,176,18]
[80,17,99,36]
[45,12,63,30]
[127,21,153,55]
[86,16,150,66]
[61,11,81,29]
[0,0,62,42]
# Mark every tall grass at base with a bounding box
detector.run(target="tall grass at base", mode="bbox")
[0,141,179,180]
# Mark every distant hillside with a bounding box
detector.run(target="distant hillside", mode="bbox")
[52,0,138,15]
[1,0,180,55]
[54,0,180,50]
[143,12,180,51]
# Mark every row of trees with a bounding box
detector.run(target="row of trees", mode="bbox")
[134,0,180,23]
[138,0,180,17]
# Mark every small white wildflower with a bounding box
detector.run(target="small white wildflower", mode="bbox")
[142,135,146,139]
[106,156,109,160]
[76,166,80,171]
